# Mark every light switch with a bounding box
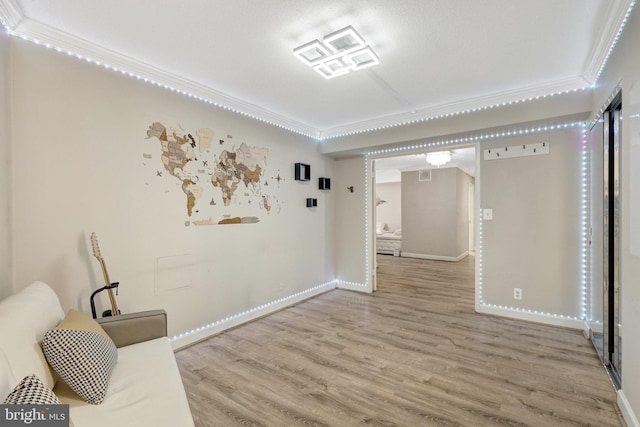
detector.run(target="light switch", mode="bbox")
[483,209,493,220]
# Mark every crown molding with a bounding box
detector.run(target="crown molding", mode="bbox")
[319,76,591,140]
[583,0,636,84]
[3,3,628,142]
[10,17,320,139]
[0,0,24,29]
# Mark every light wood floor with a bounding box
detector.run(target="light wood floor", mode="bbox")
[176,255,624,426]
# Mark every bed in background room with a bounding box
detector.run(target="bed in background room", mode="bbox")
[376,223,402,256]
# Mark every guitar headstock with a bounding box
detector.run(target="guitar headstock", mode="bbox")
[90,232,102,260]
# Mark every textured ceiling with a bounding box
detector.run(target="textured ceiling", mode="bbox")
[0,0,634,139]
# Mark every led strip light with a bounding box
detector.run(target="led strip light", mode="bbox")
[580,126,589,320]
[0,5,634,334]
[364,156,371,289]
[0,2,636,142]
[169,280,336,342]
[322,88,591,140]
[593,0,637,83]
[0,24,319,139]
[367,122,583,156]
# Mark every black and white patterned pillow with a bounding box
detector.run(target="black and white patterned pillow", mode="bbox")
[4,374,60,405]
[42,329,117,405]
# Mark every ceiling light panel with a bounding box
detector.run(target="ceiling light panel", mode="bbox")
[350,47,380,70]
[294,25,378,79]
[323,26,365,52]
[293,40,332,66]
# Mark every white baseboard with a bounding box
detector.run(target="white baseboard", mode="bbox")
[585,321,604,338]
[583,320,591,339]
[476,304,585,330]
[169,281,336,350]
[590,322,604,334]
[336,280,371,292]
[401,251,469,262]
[619,390,640,427]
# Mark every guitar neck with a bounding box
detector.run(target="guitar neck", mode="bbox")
[97,257,118,315]
[91,233,119,316]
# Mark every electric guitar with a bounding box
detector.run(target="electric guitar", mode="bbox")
[90,232,120,317]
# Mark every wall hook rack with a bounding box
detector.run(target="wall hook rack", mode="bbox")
[484,142,549,161]
[347,186,354,193]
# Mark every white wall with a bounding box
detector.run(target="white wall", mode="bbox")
[374,181,401,232]
[0,28,11,299]
[400,168,471,260]
[402,168,458,259]
[480,129,582,315]
[592,4,640,423]
[334,157,367,288]
[10,38,335,344]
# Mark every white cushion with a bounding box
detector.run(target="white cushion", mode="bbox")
[0,348,17,402]
[0,282,65,389]
[56,337,194,427]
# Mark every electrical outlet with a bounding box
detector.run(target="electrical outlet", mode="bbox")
[279,282,284,291]
[513,288,522,300]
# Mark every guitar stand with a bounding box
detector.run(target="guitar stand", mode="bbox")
[90,282,120,319]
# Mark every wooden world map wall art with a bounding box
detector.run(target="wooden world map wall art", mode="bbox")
[143,122,282,226]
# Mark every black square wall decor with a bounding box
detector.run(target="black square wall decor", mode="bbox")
[295,163,311,181]
[318,177,331,190]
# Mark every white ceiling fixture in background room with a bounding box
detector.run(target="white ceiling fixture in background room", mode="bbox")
[293,25,379,79]
[375,147,476,183]
[425,151,452,168]
[0,1,632,138]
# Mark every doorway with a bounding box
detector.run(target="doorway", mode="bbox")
[372,146,477,287]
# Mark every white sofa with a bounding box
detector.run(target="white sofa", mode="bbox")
[0,281,194,427]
